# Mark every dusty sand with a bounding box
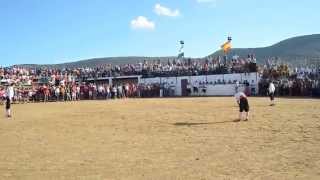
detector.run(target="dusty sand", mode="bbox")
[0,97,319,180]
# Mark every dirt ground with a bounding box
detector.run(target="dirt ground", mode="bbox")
[0,97,320,180]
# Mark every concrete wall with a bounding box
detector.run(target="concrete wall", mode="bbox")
[140,73,260,96]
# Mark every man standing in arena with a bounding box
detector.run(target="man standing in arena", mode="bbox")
[237,92,250,121]
[5,84,14,118]
[7,83,14,102]
[234,91,243,105]
[5,96,11,118]
[268,81,276,106]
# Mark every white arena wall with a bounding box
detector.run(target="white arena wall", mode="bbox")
[140,72,260,96]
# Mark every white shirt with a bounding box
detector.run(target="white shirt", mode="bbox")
[268,83,275,93]
[55,87,60,94]
[60,80,65,86]
[6,86,14,99]
[112,87,117,92]
[98,86,104,93]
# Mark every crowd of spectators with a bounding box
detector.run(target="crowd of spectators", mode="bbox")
[258,60,320,97]
[0,82,139,104]
[0,55,258,101]
[1,55,320,104]
[1,55,257,80]
[139,55,257,77]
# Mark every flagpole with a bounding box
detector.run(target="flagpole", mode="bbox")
[221,36,232,65]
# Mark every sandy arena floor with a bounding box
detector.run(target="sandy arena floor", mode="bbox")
[0,97,320,180]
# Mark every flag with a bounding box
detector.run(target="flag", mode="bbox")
[221,40,232,54]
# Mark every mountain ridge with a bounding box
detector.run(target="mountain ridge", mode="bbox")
[211,34,320,65]
[14,34,320,68]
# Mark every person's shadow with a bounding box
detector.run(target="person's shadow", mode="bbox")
[173,119,240,126]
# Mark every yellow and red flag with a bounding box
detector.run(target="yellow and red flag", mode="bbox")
[221,40,232,54]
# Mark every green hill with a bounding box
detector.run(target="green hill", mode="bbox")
[211,34,320,65]
[17,57,179,69]
[15,34,320,68]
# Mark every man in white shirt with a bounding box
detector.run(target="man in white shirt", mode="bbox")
[112,86,117,99]
[55,86,60,101]
[105,85,110,99]
[98,85,104,99]
[6,84,14,101]
[268,82,276,106]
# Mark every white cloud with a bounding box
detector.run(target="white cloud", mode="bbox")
[196,0,218,6]
[130,16,155,30]
[154,4,180,17]
[197,0,216,3]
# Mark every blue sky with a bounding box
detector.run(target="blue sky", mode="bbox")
[0,0,319,66]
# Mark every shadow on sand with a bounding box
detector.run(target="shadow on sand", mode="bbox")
[173,120,240,126]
